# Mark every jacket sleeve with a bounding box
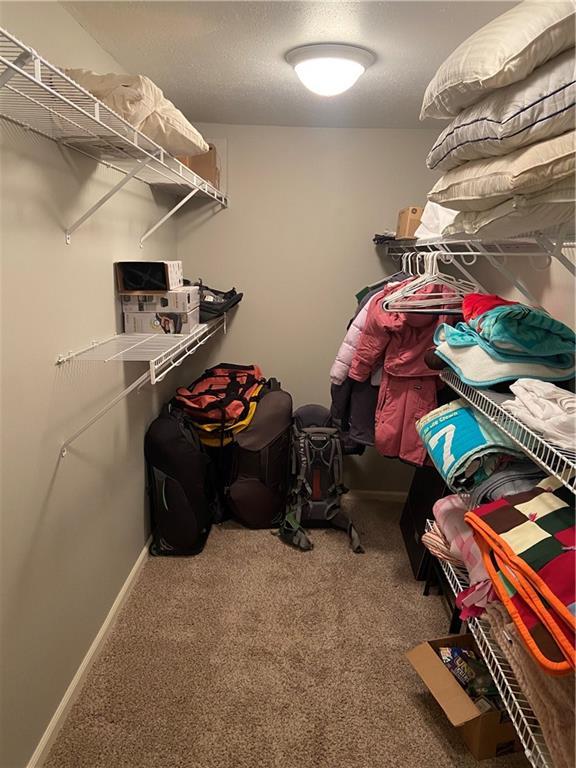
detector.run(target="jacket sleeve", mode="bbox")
[329,302,370,385]
[349,298,392,382]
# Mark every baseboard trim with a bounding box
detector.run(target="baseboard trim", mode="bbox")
[348,489,408,503]
[26,537,151,768]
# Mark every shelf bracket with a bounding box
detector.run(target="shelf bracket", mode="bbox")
[0,50,31,86]
[485,254,542,308]
[139,187,200,247]
[60,369,151,457]
[65,153,158,244]
[535,227,575,277]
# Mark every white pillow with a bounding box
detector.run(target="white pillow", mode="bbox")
[420,1,575,120]
[443,176,576,238]
[427,49,576,172]
[428,131,575,211]
[64,69,208,157]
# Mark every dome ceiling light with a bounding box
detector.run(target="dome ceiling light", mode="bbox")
[286,44,376,97]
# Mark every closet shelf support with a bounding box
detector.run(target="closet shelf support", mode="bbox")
[60,369,150,457]
[0,49,31,87]
[139,187,200,247]
[484,254,542,308]
[58,317,227,455]
[65,153,159,244]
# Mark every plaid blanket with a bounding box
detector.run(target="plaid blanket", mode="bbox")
[465,478,576,675]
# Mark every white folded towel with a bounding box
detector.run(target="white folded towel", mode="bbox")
[502,379,576,451]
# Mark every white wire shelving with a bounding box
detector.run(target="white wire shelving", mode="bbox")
[380,230,574,272]
[0,26,227,245]
[424,520,553,768]
[57,316,226,456]
[441,370,576,493]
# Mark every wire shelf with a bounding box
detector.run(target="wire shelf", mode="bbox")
[424,521,552,768]
[440,371,576,493]
[57,316,226,384]
[0,26,227,205]
[379,232,575,257]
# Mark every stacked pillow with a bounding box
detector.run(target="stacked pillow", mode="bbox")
[420,1,576,239]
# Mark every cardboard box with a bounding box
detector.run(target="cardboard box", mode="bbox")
[115,261,183,293]
[407,634,521,760]
[120,286,199,313]
[396,206,423,239]
[123,307,200,335]
[177,145,220,189]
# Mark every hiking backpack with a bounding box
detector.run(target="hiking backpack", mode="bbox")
[279,404,364,553]
[144,404,219,556]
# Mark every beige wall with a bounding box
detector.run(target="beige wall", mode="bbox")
[177,122,442,491]
[0,4,189,767]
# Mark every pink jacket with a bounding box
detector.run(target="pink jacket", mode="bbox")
[349,284,450,464]
[330,283,401,385]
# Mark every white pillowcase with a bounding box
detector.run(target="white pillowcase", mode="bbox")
[65,69,208,157]
[443,176,576,238]
[420,1,575,120]
[427,49,576,172]
[413,201,458,239]
[428,131,575,211]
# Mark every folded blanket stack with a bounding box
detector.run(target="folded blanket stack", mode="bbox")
[419,1,575,238]
[416,398,525,489]
[431,494,496,619]
[434,293,576,386]
[465,478,576,675]
[502,379,576,450]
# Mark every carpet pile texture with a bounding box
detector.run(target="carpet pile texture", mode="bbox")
[46,500,527,768]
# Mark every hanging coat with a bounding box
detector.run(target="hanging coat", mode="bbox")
[349,283,453,465]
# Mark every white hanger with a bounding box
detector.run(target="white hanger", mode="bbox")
[382,252,483,314]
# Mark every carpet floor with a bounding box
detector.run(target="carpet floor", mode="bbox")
[46,500,527,768]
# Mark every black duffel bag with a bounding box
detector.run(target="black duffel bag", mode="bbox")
[144,404,219,556]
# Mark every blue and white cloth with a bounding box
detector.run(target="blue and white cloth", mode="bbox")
[416,399,525,490]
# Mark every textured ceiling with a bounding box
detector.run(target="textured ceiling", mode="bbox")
[64,1,517,129]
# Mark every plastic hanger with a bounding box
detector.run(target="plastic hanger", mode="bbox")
[381,252,482,314]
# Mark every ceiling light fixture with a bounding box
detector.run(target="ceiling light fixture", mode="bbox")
[286,43,375,97]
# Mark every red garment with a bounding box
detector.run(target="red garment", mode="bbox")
[349,283,452,465]
[462,293,518,322]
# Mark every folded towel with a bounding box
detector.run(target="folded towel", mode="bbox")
[502,379,576,450]
[462,293,518,322]
[417,399,524,489]
[435,326,576,386]
[421,520,465,568]
[432,493,497,619]
[469,459,546,508]
[465,478,576,675]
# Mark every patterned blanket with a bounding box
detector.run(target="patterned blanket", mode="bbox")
[465,478,576,675]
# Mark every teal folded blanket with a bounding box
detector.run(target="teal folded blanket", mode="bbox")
[469,304,575,367]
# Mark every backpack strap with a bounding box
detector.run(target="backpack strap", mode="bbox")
[330,508,365,554]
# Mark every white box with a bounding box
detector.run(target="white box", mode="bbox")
[115,261,183,292]
[123,306,200,335]
[120,286,199,313]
